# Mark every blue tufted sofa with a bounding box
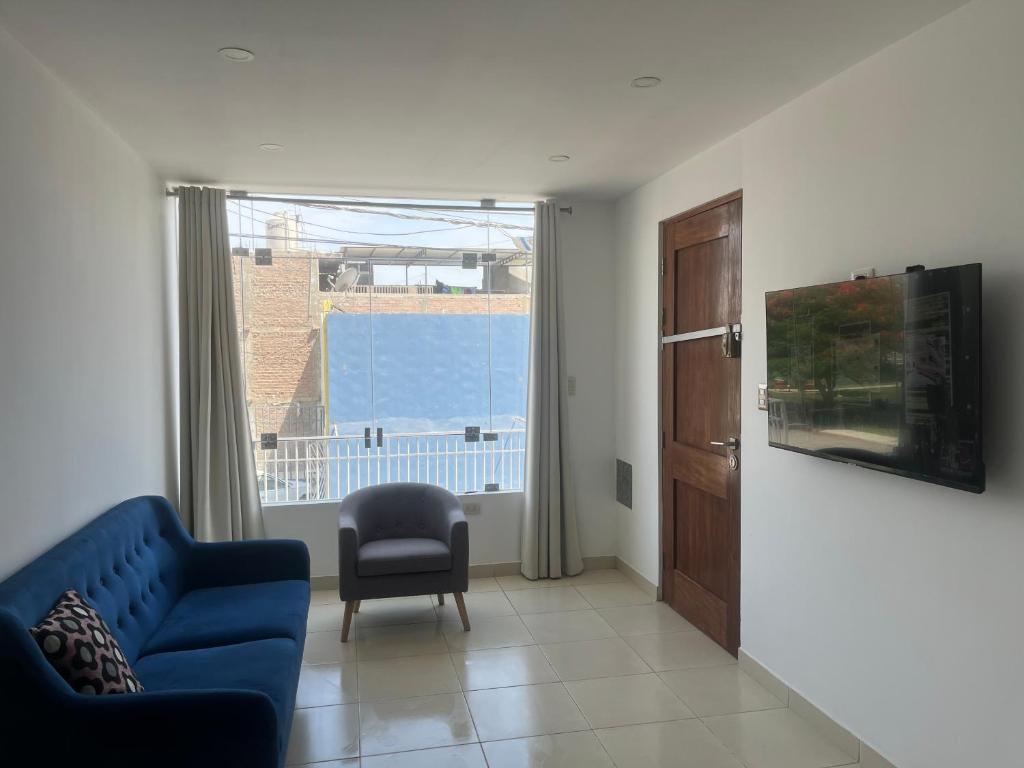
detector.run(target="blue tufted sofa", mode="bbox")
[0,495,310,768]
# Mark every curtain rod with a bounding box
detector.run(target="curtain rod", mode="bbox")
[164,188,570,214]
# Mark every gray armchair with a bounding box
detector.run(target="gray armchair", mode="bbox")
[337,482,470,642]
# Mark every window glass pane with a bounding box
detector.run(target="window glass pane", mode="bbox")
[229,197,533,504]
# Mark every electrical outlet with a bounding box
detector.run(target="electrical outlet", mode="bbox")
[463,501,482,515]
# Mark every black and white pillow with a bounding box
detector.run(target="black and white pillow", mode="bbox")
[30,589,143,695]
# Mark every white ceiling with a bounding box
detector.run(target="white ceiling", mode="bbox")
[0,0,966,200]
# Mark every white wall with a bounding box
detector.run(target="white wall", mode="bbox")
[0,25,173,579]
[266,199,619,576]
[612,1,1023,766]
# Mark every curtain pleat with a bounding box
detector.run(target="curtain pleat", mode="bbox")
[178,186,264,541]
[520,201,583,579]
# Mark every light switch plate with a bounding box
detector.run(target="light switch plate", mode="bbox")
[463,501,481,515]
[567,375,577,396]
[757,383,768,411]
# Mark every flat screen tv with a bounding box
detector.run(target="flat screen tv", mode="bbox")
[765,264,983,493]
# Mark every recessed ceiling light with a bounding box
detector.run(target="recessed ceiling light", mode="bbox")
[548,155,570,162]
[219,47,255,62]
[259,143,284,152]
[630,75,662,88]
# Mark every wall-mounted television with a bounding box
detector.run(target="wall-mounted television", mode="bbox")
[765,264,983,493]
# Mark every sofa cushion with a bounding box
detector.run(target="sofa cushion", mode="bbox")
[142,580,309,655]
[357,537,451,577]
[134,638,300,760]
[30,589,144,695]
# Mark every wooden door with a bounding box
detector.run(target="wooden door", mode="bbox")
[660,192,742,655]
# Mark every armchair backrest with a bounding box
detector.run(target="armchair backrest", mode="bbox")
[0,496,191,664]
[339,483,461,544]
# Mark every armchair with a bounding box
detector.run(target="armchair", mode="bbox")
[338,483,469,641]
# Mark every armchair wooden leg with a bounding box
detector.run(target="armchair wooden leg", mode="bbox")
[453,592,470,631]
[353,600,361,613]
[341,600,355,643]
[437,593,445,606]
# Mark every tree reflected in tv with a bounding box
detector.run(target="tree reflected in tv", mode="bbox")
[765,264,984,493]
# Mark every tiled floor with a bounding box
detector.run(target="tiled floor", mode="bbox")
[291,572,860,767]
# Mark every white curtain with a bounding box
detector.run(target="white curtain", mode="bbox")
[520,201,584,579]
[178,186,264,541]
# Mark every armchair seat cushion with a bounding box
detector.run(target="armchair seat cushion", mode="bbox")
[134,638,300,759]
[357,537,451,577]
[143,580,310,655]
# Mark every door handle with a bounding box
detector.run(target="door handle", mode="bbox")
[710,436,739,449]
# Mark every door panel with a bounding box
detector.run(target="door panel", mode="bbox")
[661,192,742,656]
[673,482,732,600]
[672,337,738,452]
[670,239,736,334]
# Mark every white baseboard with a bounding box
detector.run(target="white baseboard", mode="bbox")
[310,575,339,591]
[738,648,897,768]
[614,556,659,598]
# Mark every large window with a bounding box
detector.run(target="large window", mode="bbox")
[228,196,534,504]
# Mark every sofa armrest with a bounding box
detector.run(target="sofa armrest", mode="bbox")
[448,505,469,591]
[68,689,279,767]
[338,508,361,598]
[188,539,310,590]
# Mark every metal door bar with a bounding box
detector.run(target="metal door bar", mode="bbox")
[661,323,741,345]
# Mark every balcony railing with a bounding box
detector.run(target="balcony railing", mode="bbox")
[254,429,527,504]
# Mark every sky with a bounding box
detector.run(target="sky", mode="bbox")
[227,196,534,288]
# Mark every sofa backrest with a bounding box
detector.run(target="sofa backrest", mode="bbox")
[0,496,191,663]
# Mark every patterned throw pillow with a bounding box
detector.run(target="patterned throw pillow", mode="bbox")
[30,589,144,695]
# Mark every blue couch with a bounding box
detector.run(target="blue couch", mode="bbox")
[0,496,310,768]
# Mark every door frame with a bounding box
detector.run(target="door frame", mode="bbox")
[656,188,743,630]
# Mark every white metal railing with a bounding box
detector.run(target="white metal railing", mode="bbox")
[347,285,435,295]
[254,429,526,504]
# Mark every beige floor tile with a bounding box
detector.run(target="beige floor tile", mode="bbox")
[496,574,566,590]
[520,609,618,644]
[441,614,536,651]
[357,654,461,701]
[356,621,450,660]
[482,731,615,768]
[565,673,695,728]
[659,665,786,716]
[595,719,744,768]
[307,603,346,632]
[296,662,358,708]
[452,645,558,690]
[625,631,737,671]
[467,577,502,593]
[303,629,359,664]
[574,581,654,608]
[597,603,698,636]
[356,596,440,627]
[507,586,592,614]
[310,588,341,605]
[465,682,589,741]
[360,743,488,768]
[435,590,515,620]
[561,568,628,586]
[359,693,478,756]
[541,637,651,681]
[286,703,360,764]
[704,708,858,768]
